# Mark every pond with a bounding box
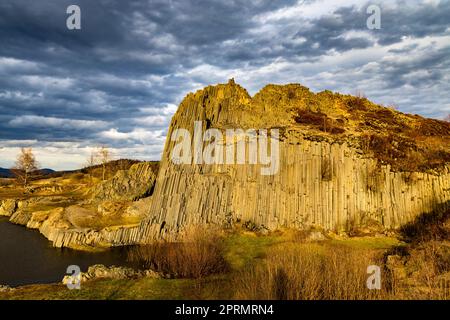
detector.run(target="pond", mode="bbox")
[0,217,137,287]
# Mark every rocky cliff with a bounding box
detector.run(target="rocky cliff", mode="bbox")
[133,80,450,242]
[3,81,448,250]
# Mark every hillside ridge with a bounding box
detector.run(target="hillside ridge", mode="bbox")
[173,79,450,172]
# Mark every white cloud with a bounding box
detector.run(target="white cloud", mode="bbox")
[20,75,75,90]
[9,115,108,129]
[0,57,40,73]
[99,128,165,144]
[139,103,178,115]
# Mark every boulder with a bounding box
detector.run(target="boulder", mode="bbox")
[124,197,152,218]
[62,264,162,284]
[0,285,13,293]
[306,230,327,242]
[90,162,158,201]
[0,199,17,217]
[65,205,98,229]
[27,207,66,230]
[97,201,127,217]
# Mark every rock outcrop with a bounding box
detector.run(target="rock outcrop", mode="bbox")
[0,199,17,217]
[89,162,158,201]
[62,264,162,285]
[0,285,14,293]
[2,81,449,250]
[132,80,450,242]
[0,162,159,250]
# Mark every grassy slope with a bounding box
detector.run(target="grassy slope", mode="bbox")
[0,232,402,300]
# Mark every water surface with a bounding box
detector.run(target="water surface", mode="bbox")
[0,217,136,287]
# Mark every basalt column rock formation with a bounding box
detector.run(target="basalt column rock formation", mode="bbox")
[89,162,158,201]
[6,81,447,249]
[134,80,450,242]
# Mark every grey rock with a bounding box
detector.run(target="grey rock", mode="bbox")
[62,264,162,285]
[90,162,158,201]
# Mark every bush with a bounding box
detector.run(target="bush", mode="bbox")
[294,109,345,134]
[127,226,229,278]
[346,96,368,111]
[400,208,450,244]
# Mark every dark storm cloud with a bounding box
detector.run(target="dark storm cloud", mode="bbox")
[0,0,299,145]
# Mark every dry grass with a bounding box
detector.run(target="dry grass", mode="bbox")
[346,96,368,111]
[356,107,450,172]
[400,208,450,244]
[359,132,450,172]
[232,242,391,300]
[0,179,13,187]
[127,226,229,279]
[385,241,450,300]
[294,109,345,134]
[383,207,450,299]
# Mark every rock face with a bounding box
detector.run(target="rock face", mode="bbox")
[2,81,449,250]
[90,162,158,201]
[0,199,17,217]
[0,162,159,250]
[131,80,450,242]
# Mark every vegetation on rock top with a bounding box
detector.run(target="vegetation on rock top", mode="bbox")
[176,80,450,172]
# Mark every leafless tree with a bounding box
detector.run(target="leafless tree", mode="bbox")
[445,114,450,122]
[12,147,39,188]
[98,146,111,181]
[354,90,366,99]
[84,150,98,184]
[85,150,98,169]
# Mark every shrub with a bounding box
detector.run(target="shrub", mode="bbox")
[243,220,259,232]
[346,96,368,111]
[359,133,430,172]
[417,118,450,136]
[400,208,450,244]
[127,226,229,278]
[294,109,345,134]
[386,208,450,299]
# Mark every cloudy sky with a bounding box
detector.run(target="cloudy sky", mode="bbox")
[0,0,449,170]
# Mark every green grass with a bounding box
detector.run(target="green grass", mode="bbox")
[0,278,193,300]
[0,232,406,300]
[330,236,404,250]
[223,233,281,270]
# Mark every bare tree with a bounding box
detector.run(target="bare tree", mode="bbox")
[84,150,98,184]
[354,90,366,99]
[98,146,111,181]
[12,147,39,188]
[445,114,450,122]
